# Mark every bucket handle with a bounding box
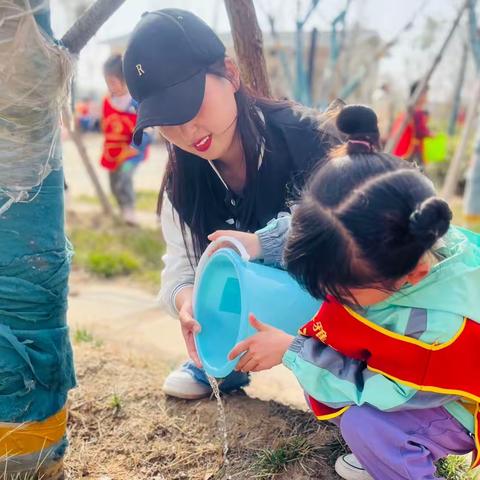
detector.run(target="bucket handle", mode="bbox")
[204,235,250,262]
[193,236,251,307]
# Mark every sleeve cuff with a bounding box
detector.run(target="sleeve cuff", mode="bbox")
[161,282,194,317]
[256,215,291,266]
[282,335,306,368]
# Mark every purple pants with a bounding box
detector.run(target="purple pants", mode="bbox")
[337,405,475,479]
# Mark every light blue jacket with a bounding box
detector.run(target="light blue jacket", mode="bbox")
[256,218,480,433]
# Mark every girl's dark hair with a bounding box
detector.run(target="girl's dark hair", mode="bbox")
[158,58,291,262]
[284,104,452,303]
[103,54,124,81]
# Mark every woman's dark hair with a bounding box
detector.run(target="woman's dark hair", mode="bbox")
[158,58,291,262]
[284,104,452,304]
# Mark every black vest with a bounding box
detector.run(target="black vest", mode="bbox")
[170,105,340,236]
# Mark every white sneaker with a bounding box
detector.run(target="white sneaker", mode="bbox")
[162,368,211,400]
[335,454,373,480]
[121,207,139,226]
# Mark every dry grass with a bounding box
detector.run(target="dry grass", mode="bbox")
[65,342,342,480]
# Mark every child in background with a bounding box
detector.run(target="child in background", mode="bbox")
[390,81,432,165]
[211,105,480,480]
[101,54,150,225]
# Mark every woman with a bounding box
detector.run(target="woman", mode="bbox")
[123,8,340,399]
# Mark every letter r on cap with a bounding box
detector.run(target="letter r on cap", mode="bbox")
[136,64,145,76]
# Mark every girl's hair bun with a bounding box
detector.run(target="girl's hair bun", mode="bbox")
[336,104,379,137]
[408,197,452,248]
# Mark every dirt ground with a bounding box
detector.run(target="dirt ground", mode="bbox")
[64,337,344,479]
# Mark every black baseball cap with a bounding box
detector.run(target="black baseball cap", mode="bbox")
[123,9,226,145]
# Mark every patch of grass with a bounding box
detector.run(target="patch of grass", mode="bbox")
[136,190,159,212]
[109,392,122,412]
[134,269,162,287]
[317,432,349,467]
[68,220,165,289]
[435,455,475,479]
[74,327,94,344]
[76,194,100,205]
[252,436,316,478]
[73,328,103,348]
[86,251,140,277]
[76,190,158,212]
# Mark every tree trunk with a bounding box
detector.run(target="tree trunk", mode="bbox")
[224,0,272,97]
[0,1,70,475]
[448,42,468,136]
[464,115,480,222]
[442,76,480,200]
[63,108,115,218]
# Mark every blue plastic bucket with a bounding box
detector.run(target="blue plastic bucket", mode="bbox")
[193,237,320,378]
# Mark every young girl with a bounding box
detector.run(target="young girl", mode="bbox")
[101,54,150,226]
[219,105,480,480]
[122,9,339,399]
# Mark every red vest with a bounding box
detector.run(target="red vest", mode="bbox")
[301,296,480,467]
[100,97,139,171]
[390,113,416,158]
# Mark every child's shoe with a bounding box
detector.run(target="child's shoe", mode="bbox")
[335,454,372,480]
[121,207,139,226]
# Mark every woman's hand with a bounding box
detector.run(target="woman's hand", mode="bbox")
[228,315,293,372]
[208,230,261,259]
[176,287,202,368]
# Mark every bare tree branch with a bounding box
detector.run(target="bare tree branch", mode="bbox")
[61,0,126,54]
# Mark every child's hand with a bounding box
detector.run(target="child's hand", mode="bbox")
[228,315,293,372]
[208,230,261,259]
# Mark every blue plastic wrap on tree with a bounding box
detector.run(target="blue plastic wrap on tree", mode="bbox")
[0,168,75,423]
[0,1,75,474]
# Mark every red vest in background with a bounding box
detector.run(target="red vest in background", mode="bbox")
[100,97,139,171]
[390,113,416,158]
[301,296,480,467]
